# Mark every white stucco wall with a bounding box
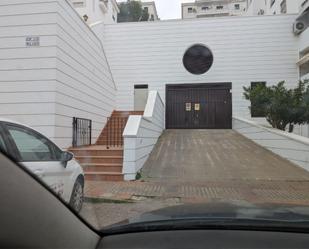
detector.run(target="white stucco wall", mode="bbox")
[233,117,309,171]
[54,0,116,148]
[102,14,299,120]
[0,0,58,140]
[0,0,116,148]
[122,91,165,180]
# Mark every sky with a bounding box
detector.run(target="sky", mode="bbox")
[149,0,194,20]
[118,0,195,20]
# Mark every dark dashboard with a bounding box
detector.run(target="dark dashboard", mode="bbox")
[100,230,309,249]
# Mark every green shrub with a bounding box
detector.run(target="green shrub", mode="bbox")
[136,172,142,180]
[243,80,309,132]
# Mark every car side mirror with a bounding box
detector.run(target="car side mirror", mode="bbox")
[61,152,74,167]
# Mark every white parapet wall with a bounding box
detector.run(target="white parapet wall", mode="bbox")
[233,117,309,171]
[122,91,165,181]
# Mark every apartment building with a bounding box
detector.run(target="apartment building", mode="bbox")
[246,0,300,16]
[246,1,309,137]
[182,0,247,19]
[300,0,309,13]
[142,1,159,21]
[297,5,309,79]
[70,0,119,25]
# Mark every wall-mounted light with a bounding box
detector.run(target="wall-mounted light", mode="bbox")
[83,14,89,22]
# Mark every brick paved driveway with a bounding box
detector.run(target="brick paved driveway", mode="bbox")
[82,130,309,228]
[142,130,309,182]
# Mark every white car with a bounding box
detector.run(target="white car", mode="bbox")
[0,118,84,212]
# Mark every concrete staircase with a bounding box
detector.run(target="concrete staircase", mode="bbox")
[70,111,143,181]
[70,146,124,181]
[96,111,143,146]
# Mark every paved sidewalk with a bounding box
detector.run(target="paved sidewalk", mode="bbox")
[82,130,309,228]
[85,179,309,205]
[83,178,309,228]
[84,130,309,205]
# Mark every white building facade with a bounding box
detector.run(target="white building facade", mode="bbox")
[182,0,247,19]
[101,15,299,118]
[245,1,309,136]
[70,0,119,25]
[295,1,309,137]
[0,0,116,148]
[0,0,309,153]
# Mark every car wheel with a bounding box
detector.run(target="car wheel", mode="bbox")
[69,178,84,213]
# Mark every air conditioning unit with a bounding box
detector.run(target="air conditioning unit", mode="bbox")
[293,20,307,35]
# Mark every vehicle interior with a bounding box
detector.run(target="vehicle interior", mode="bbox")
[1,0,309,248]
[1,152,309,248]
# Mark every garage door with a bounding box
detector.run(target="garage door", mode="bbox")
[166,83,232,129]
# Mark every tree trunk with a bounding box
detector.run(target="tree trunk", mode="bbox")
[288,124,294,133]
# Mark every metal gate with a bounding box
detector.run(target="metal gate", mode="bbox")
[166,83,232,129]
[72,117,92,147]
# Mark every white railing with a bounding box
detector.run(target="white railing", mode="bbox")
[122,91,165,181]
[233,117,309,172]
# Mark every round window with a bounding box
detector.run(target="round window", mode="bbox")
[183,44,213,75]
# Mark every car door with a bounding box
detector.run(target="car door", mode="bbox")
[3,123,75,202]
[0,125,7,154]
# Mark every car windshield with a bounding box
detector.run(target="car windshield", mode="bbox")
[1,0,309,232]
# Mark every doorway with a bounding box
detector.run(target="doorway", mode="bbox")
[166,83,232,129]
[134,85,148,111]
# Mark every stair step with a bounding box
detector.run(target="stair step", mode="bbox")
[102,126,126,129]
[70,149,123,157]
[70,145,123,150]
[112,111,143,117]
[99,131,124,136]
[98,136,124,141]
[96,140,123,143]
[95,110,142,148]
[85,172,124,181]
[96,140,121,141]
[75,156,123,164]
[83,163,122,173]
[96,141,124,146]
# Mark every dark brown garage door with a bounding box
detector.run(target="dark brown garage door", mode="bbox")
[166,83,232,129]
